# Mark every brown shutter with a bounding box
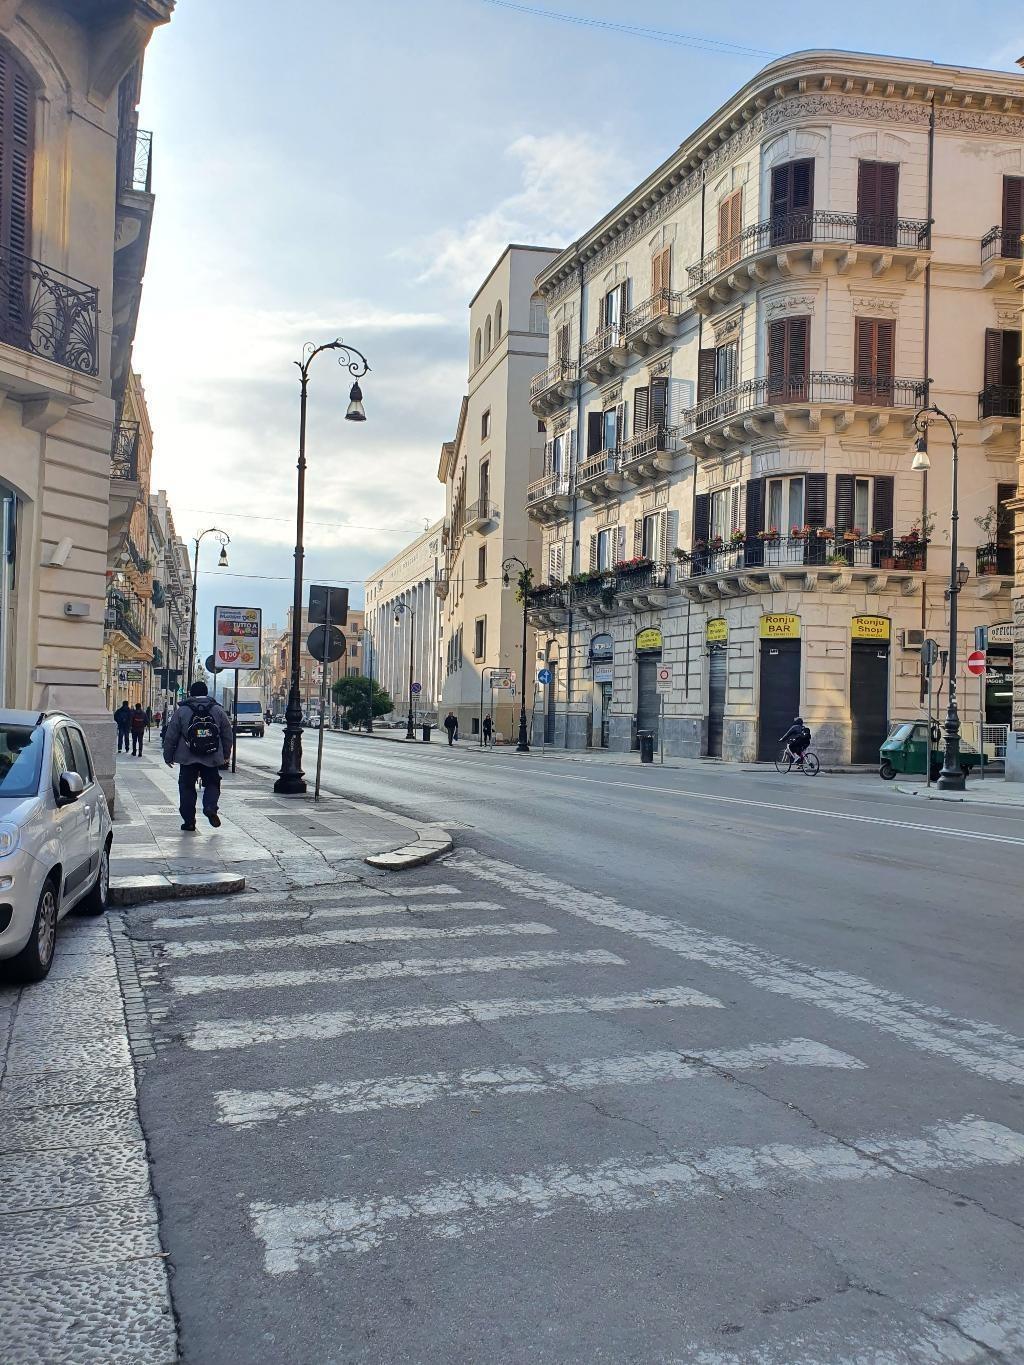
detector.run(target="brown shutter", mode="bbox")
[658,246,671,293]
[770,163,791,220]
[771,160,814,244]
[856,160,878,219]
[587,410,603,457]
[791,159,813,210]
[745,477,765,535]
[651,249,663,297]
[718,196,731,249]
[857,162,899,245]
[696,349,717,403]
[805,473,827,529]
[692,493,710,546]
[872,476,894,535]
[588,534,598,572]
[854,318,876,402]
[650,376,668,428]
[787,316,809,395]
[0,46,34,338]
[730,188,743,241]
[874,319,895,402]
[1002,175,1024,257]
[834,475,855,536]
[633,518,644,557]
[632,386,649,435]
[984,328,1004,390]
[767,319,787,399]
[615,401,626,449]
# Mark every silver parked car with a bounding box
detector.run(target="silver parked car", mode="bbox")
[0,709,112,982]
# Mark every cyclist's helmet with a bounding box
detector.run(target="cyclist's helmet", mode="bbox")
[794,716,803,724]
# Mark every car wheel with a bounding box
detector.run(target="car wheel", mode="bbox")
[879,761,895,780]
[10,877,59,982]
[79,840,110,916]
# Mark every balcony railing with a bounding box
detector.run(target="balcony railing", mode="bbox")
[979,385,1021,419]
[464,498,500,529]
[619,423,679,467]
[105,599,142,647]
[981,226,1022,266]
[613,561,671,593]
[680,533,927,577]
[0,248,99,375]
[526,471,571,506]
[111,422,140,481]
[581,324,625,366]
[530,358,577,401]
[624,289,688,334]
[681,373,926,434]
[976,543,1014,576]
[118,124,153,195]
[687,211,932,290]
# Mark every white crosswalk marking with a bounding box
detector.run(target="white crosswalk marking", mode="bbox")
[213,1038,865,1127]
[153,900,500,930]
[187,985,722,1052]
[168,948,628,997]
[451,852,1024,1087]
[250,1117,1024,1272]
[161,919,556,960]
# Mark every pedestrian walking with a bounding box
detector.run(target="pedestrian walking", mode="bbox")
[129,703,147,756]
[113,700,131,753]
[145,705,154,735]
[482,714,493,747]
[444,710,458,746]
[161,681,233,832]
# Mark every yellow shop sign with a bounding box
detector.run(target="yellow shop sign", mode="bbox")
[851,614,891,642]
[759,613,801,640]
[636,628,663,651]
[706,617,728,644]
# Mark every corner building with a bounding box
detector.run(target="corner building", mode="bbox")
[529,50,1022,766]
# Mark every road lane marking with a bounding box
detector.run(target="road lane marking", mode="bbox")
[249,1115,1024,1271]
[521,767,1024,848]
[160,919,556,961]
[153,901,499,930]
[214,1038,864,1127]
[186,985,722,1053]
[452,853,1024,1086]
[167,948,628,998]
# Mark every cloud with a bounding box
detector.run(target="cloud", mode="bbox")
[411,130,634,292]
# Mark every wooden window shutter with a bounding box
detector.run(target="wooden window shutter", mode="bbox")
[1002,175,1024,256]
[566,427,576,468]
[557,323,571,360]
[834,475,855,535]
[696,349,717,402]
[718,197,731,248]
[729,485,740,534]
[872,476,894,535]
[664,509,679,561]
[658,246,671,292]
[745,477,765,535]
[588,534,598,572]
[875,319,895,384]
[633,517,644,557]
[615,525,626,563]
[767,319,787,396]
[587,411,603,457]
[791,159,814,210]
[770,162,791,221]
[730,188,743,240]
[650,376,668,428]
[805,473,827,529]
[615,401,626,448]
[692,493,710,546]
[857,162,899,245]
[856,160,878,218]
[652,250,663,295]
[543,439,553,476]
[632,385,650,435]
[856,318,895,401]
[0,46,33,261]
[787,316,809,387]
[878,164,899,222]
[984,328,1004,390]
[655,511,669,564]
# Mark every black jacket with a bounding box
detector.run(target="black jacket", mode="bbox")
[780,722,810,744]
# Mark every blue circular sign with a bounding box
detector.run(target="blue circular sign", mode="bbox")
[537,668,553,685]
[410,682,422,694]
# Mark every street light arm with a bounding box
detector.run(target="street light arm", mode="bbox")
[912,403,958,445]
[297,339,371,383]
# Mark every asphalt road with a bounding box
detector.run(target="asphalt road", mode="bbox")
[127,732,1024,1363]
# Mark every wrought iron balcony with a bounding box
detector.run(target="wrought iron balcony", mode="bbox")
[574,450,619,496]
[580,324,629,379]
[104,598,142,648]
[434,567,449,601]
[530,358,579,412]
[0,248,99,375]
[979,385,1021,420]
[681,373,926,440]
[624,290,688,335]
[463,499,500,532]
[118,124,153,195]
[111,422,140,481]
[619,423,680,472]
[612,560,671,595]
[976,543,1014,577]
[526,470,572,518]
[981,226,1022,266]
[679,532,927,579]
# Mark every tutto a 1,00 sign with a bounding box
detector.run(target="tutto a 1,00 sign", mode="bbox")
[213,606,262,670]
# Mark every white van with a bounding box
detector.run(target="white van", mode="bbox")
[232,686,265,738]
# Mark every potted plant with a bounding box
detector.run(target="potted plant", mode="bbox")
[729,527,745,546]
[868,528,887,544]
[613,556,654,576]
[791,524,810,540]
[816,526,835,541]
[672,546,690,562]
[757,526,780,542]
[826,551,849,566]
[708,534,724,550]
[843,526,863,542]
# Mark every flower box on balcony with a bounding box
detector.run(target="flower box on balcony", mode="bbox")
[816,527,835,541]
[756,528,780,542]
[613,557,654,574]
[843,528,863,542]
[868,532,886,544]
[790,525,810,540]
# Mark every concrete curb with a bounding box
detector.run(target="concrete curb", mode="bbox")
[109,871,246,906]
[893,782,1024,809]
[364,825,454,871]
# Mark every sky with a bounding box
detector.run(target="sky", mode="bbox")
[134,0,1024,643]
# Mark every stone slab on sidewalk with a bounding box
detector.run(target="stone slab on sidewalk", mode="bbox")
[111,751,438,892]
[895,778,1024,808]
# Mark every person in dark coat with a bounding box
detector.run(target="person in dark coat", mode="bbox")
[129,703,147,756]
[443,711,458,746]
[482,714,493,747]
[162,681,233,831]
[113,700,131,753]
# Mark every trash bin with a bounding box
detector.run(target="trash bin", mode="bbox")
[341,719,350,731]
[421,723,432,743]
[639,731,655,764]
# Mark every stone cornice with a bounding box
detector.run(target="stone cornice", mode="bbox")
[538,53,1024,305]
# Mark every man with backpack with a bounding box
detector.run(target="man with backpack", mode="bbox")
[162,680,234,831]
[129,703,147,756]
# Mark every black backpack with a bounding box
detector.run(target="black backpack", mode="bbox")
[183,700,221,757]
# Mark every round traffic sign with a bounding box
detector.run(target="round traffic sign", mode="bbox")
[307,625,345,663]
[537,667,552,685]
[410,682,422,695]
[204,653,225,674]
[657,665,672,684]
[966,650,987,676]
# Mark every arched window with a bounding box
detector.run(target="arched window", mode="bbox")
[474,328,482,368]
[494,300,502,340]
[484,316,492,355]
[0,44,34,265]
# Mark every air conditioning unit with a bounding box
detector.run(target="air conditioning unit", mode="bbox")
[902,628,925,650]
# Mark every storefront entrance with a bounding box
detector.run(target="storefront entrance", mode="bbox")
[599,682,612,747]
[757,616,801,762]
[850,642,890,763]
[635,627,663,747]
[707,645,726,757]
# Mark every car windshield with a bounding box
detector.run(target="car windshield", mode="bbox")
[237,701,262,714]
[887,722,914,742]
[0,723,45,797]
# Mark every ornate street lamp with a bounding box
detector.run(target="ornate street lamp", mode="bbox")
[393,601,416,740]
[275,339,369,795]
[911,403,967,791]
[501,556,531,752]
[185,527,230,690]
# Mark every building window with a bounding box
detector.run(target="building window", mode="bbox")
[718,189,743,267]
[767,476,804,533]
[715,340,739,394]
[474,329,482,368]
[853,317,895,403]
[350,645,357,657]
[481,409,491,440]
[479,458,490,505]
[474,617,486,660]
[856,161,900,246]
[537,418,546,433]
[641,513,660,559]
[603,281,628,335]
[530,296,548,334]
[596,527,614,571]
[767,316,809,400]
[484,316,492,354]
[982,329,1022,416]
[770,158,814,245]
[494,301,502,340]
[710,486,740,542]
[651,245,672,307]
[477,544,486,586]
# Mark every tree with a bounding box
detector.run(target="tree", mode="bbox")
[331,674,393,726]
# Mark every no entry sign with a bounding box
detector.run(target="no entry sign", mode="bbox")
[966,650,987,676]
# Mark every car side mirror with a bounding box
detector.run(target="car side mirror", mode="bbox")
[58,771,85,804]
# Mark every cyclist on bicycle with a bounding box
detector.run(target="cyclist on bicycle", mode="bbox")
[780,716,812,766]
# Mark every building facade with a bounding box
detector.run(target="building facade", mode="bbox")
[0,0,172,804]
[528,50,1022,767]
[437,245,558,740]
[365,521,443,722]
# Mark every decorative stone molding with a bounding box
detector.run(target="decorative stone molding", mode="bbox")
[850,291,900,316]
[995,300,1021,329]
[600,379,623,404]
[712,309,744,342]
[764,293,816,318]
[551,412,571,434]
[541,91,1024,304]
[648,349,673,377]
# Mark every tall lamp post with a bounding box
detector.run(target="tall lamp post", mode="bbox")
[362,626,376,732]
[911,403,970,791]
[185,528,230,690]
[275,339,369,795]
[501,556,531,753]
[393,601,416,739]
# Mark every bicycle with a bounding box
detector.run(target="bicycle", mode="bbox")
[775,745,820,775]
